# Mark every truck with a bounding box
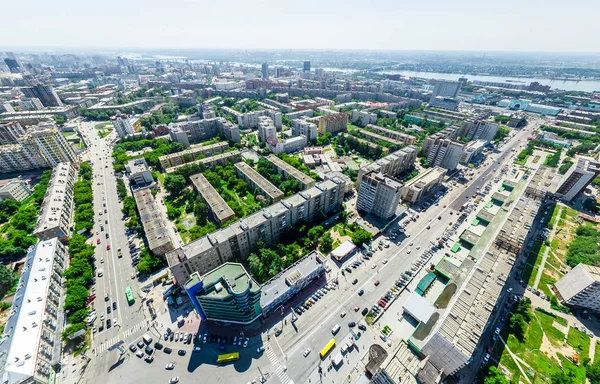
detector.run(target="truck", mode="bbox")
[332,352,344,367]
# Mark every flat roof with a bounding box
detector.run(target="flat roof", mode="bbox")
[159,141,228,162]
[0,238,63,383]
[403,167,446,189]
[200,263,260,298]
[234,162,284,201]
[331,240,356,261]
[404,293,436,323]
[554,264,600,302]
[33,162,75,237]
[190,173,235,223]
[267,154,315,187]
[357,128,403,146]
[165,150,241,173]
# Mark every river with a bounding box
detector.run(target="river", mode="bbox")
[381,70,600,93]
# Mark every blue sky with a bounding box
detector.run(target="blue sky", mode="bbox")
[1,0,598,52]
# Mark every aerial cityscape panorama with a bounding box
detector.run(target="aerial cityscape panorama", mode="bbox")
[1,2,600,384]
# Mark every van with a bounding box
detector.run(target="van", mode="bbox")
[142,334,153,345]
[86,314,97,324]
[332,324,341,335]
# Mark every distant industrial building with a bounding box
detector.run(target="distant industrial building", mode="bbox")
[400,167,446,203]
[555,156,600,201]
[356,171,403,220]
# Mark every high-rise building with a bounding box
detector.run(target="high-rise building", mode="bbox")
[303,60,311,72]
[430,80,461,100]
[462,119,499,143]
[356,171,403,220]
[21,85,63,108]
[261,63,269,79]
[556,156,600,201]
[113,116,134,137]
[553,264,600,312]
[0,122,26,145]
[400,167,446,203]
[317,113,348,135]
[0,179,32,202]
[3,52,21,73]
[257,116,277,143]
[291,119,318,141]
[356,146,418,187]
[24,126,77,167]
[426,138,465,171]
[275,67,283,78]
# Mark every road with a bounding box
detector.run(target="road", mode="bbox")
[77,122,150,382]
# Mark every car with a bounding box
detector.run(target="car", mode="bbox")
[374,280,380,286]
[352,279,358,285]
[348,322,356,327]
[113,318,118,326]
[145,346,154,355]
[257,346,265,353]
[144,355,154,363]
[382,259,388,264]
[106,319,111,328]
[129,345,137,353]
[178,350,186,356]
[345,267,352,273]
[106,244,110,250]
[303,348,311,357]
[169,378,179,384]
[194,346,202,352]
[96,238,100,245]
[105,233,109,239]
[100,313,105,321]
[164,347,173,354]
[175,332,179,341]
[137,340,145,349]
[136,350,144,358]
[354,306,360,312]
[358,324,367,331]
[362,308,368,316]
[169,332,174,341]
[243,338,249,347]
[112,302,117,310]
[155,342,163,350]
[166,363,175,370]
[358,289,364,296]
[340,311,347,318]
[203,334,207,343]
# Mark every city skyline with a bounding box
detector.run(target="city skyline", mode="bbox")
[3,0,600,52]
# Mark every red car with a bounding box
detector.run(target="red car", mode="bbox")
[374,280,380,286]
[378,300,386,308]
[87,294,96,303]
[106,244,111,250]
[96,238,100,244]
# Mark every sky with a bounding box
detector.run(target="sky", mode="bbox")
[1,0,599,52]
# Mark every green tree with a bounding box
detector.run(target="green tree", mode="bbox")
[484,366,510,384]
[68,308,89,324]
[551,370,576,384]
[586,359,600,383]
[308,226,325,242]
[319,232,334,254]
[0,265,15,298]
[351,229,373,246]
[64,285,89,312]
[164,174,187,195]
[509,313,527,341]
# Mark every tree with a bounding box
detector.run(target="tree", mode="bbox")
[484,366,510,384]
[248,253,266,282]
[351,229,373,247]
[194,198,209,225]
[0,265,14,298]
[586,359,600,383]
[64,285,89,313]
[551,371,576,384]
[319,232,334,254]
[163,174,187,196]
[509,313,527,341]
[308,226,325,242]
[68,308,89,324]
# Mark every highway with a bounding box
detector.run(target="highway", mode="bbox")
[78,122,149,381]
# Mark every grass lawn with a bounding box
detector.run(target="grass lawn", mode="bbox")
[567,328,591,361]
[595,341,600,363]
[538,271,557,298]
[535,311,566,347]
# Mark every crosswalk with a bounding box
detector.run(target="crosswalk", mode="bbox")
[264,341,291,384]
[94,320,149,354]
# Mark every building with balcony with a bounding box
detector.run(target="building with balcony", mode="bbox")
[158,142,229,170]
[555,156,600,201]
[356,171,403,220]
[0,237,67,384]
[0,179,32,202]
[317,113,348,135]
[33,162,77,241]
[400,167,446,203]
[426,138,465,171]
[356,146,418,187]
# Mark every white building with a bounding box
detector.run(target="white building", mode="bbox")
[291,119,318,141]
[356,171,403,220]
[0,238,67,384]
[553,264,600,312]
[125,158,154,186]
[426,138,464,171]
[113,117,134,137]
[257,116,277,143]
[555,156,600,201]
[0,179,32,202]
[459,140,486,165]
[267,135,307,154]
[350,109,377,127]
[400,167,446,203]
[462,120,499,143]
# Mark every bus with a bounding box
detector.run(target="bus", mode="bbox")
[125,286,135,305]
[217,352,239,364]
[320,338,336,359]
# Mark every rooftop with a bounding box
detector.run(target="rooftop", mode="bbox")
[165,150,242,173]
[403,167,446,189]
[190,173,235,223]
[198,263,260,298]
[267,154,315,187]
[554,264,600,302]
[403,292,436,324]
[234,162,284,201]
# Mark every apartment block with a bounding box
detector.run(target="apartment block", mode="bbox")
[22,126,77,167]
[291,119,318,141]
[234,162,284,203]
[356,146,418,187]
[555,156,600,201]
[0,144,45,173]
[33,162,77,241]
[462,119,499,143]
[257,116,277,143]
[553,264,600,312]
[266,154,315,190]
[0,179,32,202]
[165,150,242,174]
[353,127,408,148]
[125,158,154,186]
[0,121,26,145]
[0,238,67,384]
[168,117,240,147]
[459,140,486,165]
[190,173,236,225]
[317,113,348,135]
[166,178,344,284]
[113,116,134,137]
[184,263,262,325]
[133,188,175,256]
[430,80,461,100]
[426,138,465,171]
[158,142,229,170]
[421,126,460,157]
[356,171,403,220]
[262,98,294,113]
[267,135,307,154]
[365,124,417,146]
[400,167,446,203]
[350,109,377,127]
[221,107,282,129]
[21,84,63,107]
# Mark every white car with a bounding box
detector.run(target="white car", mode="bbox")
[166,363,175,370]
[243,338,249,347]
[136,350,144,358]
[303,348,311,357]
[113,318,118,326]
[382,259,388,264]
[175,333,179,341]
[416,246,421,250]
[257,346,265,353]
[407,250,412,254]
[169,378,179,384]
[340,311,347,318]
[371,265,377,269]
[100,313,105,321]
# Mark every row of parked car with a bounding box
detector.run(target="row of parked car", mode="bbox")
[163,328,194,344]
[201,333,249,348]
[294,282,337,314]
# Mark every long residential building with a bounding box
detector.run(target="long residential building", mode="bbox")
[165,150,242,174]
[400,167,446,203]
[352,128,405,147]
[461,119,499,143]
[266,154,316,190]
[0,121,26,145]
[0,237,67,384]
[356,146,418,187]
[158,141,229,170]
[190,173,236,225]
[365,124,417,146]
[166,178,344,285]
[33,162,77,241]
[221,107,282,129]
[317,113,348,135]
[234,162,284,203]
[132,188,175,256]
[167,117,240,148]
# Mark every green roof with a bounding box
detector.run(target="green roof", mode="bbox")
[472,218,480,226]
[451,242,461,253]
[416,272,436,296]
[485,201,493,208]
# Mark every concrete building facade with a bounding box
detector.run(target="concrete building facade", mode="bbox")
[400,167,446,203]
[555,156,600,201]
[356,171,403,220]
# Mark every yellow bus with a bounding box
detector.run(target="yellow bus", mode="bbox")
[320,338,336,359]
[217,352,239,364]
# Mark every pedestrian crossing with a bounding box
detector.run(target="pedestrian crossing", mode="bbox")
[264,341,291,384]
[94,320,149,354]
